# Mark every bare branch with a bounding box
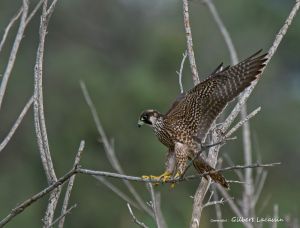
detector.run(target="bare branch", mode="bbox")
[272,204,279,228]
[216,185,249,226]
[225,107,261,138]
[127,204,149,228]
[0,7,23,55]
[203,0,238,64]
[51,204,77,228]
[223,153,244,182]
[0,96,33,153]
[25,0,44,25]
[0,0,29,111]
[253,171,268,207]
[94,176,140,210]
[147,184,167,228]
[80,81,153,217]
[203,196,233,208]
[58,141,85,228]
[212,188,224,228]
[33,1,61,226]
[176,50,188,93]
[0,168,77,227]
[78,162,280,183]
[182,0,200,84]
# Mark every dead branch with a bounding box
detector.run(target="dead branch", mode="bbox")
[0,169,76,227]
[127,203,149,228]
[0,0,29,110]
[0,96,33,153]
[182,0,200,84]
[0,7,23,55]
[94,176,140,209]
[177,50,188,93]
[51,204,77,228]
[58,141,85,228]
[80,81,153,217]
[33,1,61,226]
[77,162,280,183]
[147,184,167,228]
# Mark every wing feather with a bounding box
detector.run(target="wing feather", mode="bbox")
[165,50,268,141]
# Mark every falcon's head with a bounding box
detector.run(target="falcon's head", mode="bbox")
[138,110,162,127]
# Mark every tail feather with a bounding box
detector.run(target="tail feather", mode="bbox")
[193,157,229,189]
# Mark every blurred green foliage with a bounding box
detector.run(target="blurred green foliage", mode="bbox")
[0,0,299,227]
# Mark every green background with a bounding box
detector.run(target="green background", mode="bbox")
[0,0,299,227]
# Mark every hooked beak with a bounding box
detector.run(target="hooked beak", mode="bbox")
[137,120,144,128]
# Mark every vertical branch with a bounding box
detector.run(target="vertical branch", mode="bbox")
[176,50,188,93]
[33,0,61,226]
[0,0,29,110]
[147,184,167,228]
[182,0,200,84]
[58,141,85,228]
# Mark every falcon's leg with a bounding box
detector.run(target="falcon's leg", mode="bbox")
[170,143,189,188]
[141,150,175,183]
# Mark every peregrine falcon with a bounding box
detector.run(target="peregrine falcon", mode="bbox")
[138,50,267,188]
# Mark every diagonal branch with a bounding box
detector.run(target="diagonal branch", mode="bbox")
[127,203,149,228]
[0,96,33,153]
[0,0,29,111]
[80,81,153,217]
[0,7,23,55]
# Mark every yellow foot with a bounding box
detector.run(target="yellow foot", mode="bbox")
[142,172,172,185]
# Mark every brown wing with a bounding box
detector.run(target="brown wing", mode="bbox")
[165,50,268,141]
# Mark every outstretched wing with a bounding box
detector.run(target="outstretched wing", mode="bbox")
[165,50,268,141]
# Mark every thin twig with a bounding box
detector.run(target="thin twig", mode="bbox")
[203,197,233,208]
[182,0,200,84]
[51,204,77,228]
[0,7,23,55]
[223,153,244,182]
[253,171,268,207]
[94,176,139,209]
[272,204,279,228]
[203,0,238,64]
[0,96,33,153]
[25,0,44,25]
[0,168,77,227]
[216,185,246,221]
[0,0,29,111]
[147,184,166,228]
[58,141,85,228]
[127,204,149,228]
[80,81,153,217]
[176,50,188,93]
[225,107,261,138]
[212,187,224,228]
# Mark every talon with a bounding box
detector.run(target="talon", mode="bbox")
[170,172,182,189]
[141,172,172,185]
